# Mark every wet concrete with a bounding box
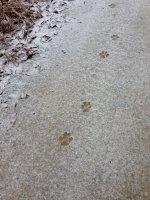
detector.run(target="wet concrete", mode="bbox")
[0,0,150,199]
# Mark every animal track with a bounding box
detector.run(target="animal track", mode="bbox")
[109,3,116,8]
[111,34,119,40]
[59,132,73,146]
[99,51,109,58]
[81,102,91,112]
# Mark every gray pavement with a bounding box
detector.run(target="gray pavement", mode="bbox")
[0,0,150,199]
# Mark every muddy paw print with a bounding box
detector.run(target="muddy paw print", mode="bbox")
[59,132,73,146]
[111,34,119,40]
[81,102,91,112]
[99,51,109,58]
[109,3,116,8]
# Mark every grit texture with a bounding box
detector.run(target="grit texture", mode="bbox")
[0,0,150,199]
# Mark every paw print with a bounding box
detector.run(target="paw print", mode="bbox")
[81,102,91,112]
[109,3,116,8]
[99,51,109,58]
[59,132,73,146]
[111,34,119,40]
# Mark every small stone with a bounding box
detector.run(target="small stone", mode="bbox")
[1,103,8,108]
[9,93,19,99]
[109,3,116,8]
[20,93,29,99]
[54,10,59,14]
[33,64,38,68]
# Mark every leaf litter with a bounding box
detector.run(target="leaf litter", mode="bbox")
[0,0,74,96]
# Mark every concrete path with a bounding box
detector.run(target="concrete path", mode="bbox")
[0,0,150,199]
